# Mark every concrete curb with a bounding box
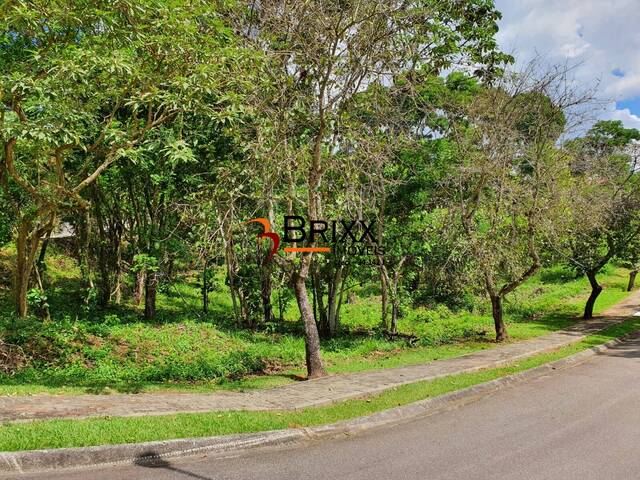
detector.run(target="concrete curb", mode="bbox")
[1,329,637,477]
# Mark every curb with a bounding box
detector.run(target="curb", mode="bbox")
[1,329,638,476]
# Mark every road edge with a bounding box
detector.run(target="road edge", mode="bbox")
[2,329,638,476]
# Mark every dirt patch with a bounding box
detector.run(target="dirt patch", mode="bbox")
[0,340,29,375]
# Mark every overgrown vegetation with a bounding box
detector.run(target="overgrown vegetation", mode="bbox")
[2,0,640,384]
[0,246,631,394]
[2,315,638,453]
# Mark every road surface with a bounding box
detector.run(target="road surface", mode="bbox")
[13,335,640,480]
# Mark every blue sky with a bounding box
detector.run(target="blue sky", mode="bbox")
[494,0,640,129]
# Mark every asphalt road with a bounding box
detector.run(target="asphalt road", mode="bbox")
[15,335,640,480]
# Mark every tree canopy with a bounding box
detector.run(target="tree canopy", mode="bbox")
[2,0,640,379]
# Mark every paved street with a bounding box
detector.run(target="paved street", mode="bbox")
[14,330,640,480]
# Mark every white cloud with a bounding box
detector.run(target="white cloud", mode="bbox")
[557,41,590,59]
[494,0,640,129]
[601,105,640,130]
[609,73,640,100]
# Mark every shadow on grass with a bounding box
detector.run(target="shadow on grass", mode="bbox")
[0,375,165,394]
[537,267,579,284]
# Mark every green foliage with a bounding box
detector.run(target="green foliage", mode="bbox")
[586,120,640,153]
[0,252,631,393]
[131,254,158,274]
[2,315,639,453]
[513,91,566,141]
[2,0,638,386]
[26,288,48,312]
[563,120,640,278]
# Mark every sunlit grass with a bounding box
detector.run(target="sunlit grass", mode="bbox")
[0,245,634,395]
[1,316,638,453]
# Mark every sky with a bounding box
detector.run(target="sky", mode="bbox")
[494,0,640,130]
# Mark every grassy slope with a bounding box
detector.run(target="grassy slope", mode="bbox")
[0,246,634,395]
[1,317,638,452]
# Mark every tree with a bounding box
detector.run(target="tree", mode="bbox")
[564,122,640,318]
[583,120,640,154]
[448,66,578,340]
[371,72,480,332]
[1,0,252,316]
[619,234,640,291]
[242,0,512,377]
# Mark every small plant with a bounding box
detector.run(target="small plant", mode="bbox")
[81,287,98,317]
[26,288,50,320]
[131,254,159,274]
[103,314,123,326]
[263,321,279,334]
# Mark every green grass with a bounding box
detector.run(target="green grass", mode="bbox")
[2,316,639,453]
[0,245,634,395]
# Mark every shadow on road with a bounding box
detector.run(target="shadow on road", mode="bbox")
[596,332,640,359]
[134,451,213,480]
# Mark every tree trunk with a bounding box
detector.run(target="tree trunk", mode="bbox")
[278,289,285,322]
[223,230,241,326]
[312,270,330,338]
[628,270,637,292]
[583,270,602,320]
[238,288,251,327]
[491,294,508,341]
[134,269,146,306]
[390,299,400,335]
[15,232,31,318]
[97,245,111,307]
[202,261,209,314]
[77,210,94,290]
[14,214,54,317]
[228,279,241,324]
[144,271,157,321]
[389,267,403,335]
[378,262,389,331]
[113,240,122,304]
[292,272,325,379]
[93,191,111,307]
[327,264,344,336]
[287,108,326,377]
[166,255,175,282]
[335,271,347,331]
[261,196,275,324]
[36,230,51,287]
[260,257,273,324]
[14,219,40,318]
[388,256,408,336]
[311,274,318,330]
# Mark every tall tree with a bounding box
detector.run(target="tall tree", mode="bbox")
[241,0,512,377]
[564,121,640,318]
[449,66,579,340]
[1,0,252,316]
